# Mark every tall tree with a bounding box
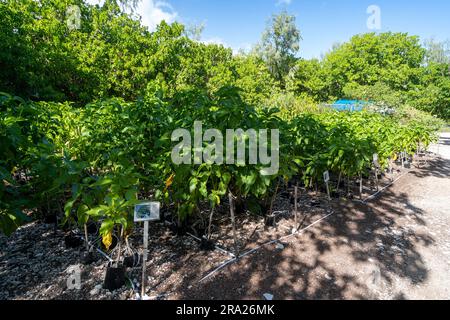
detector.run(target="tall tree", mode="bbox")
[424,38,450,65]
[254,11,301,87]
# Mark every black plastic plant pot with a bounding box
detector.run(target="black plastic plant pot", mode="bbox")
[123,253,141,268]
[259,202,270,216]
[82,252,96,265]
[104,263,126,291]
[86,222,98,235]
[195,227,206,238]
[177,226,187,236]
[200,237,216,251]
[169,222,187,236]
[310,199,321,207]
[264,214,276,227]
[64,233,84,248]
[43,214,57,224]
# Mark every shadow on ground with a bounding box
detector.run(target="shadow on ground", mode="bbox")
[1,158,443,300]
[172,160,440,300]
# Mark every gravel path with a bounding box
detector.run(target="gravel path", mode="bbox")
[363,132,450,299]
[180,133,450,300]
[430,132,450,160]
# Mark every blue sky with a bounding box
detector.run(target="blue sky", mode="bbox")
[88,0,450,59]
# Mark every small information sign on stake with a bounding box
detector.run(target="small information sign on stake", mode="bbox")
[323,171,330,183]
[323,171,331,201]
[134,202,160,222]
[134,202,160,299]
[373,153,379,168]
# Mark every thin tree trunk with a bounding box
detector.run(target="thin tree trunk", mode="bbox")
[116,226,124,267]
[207,207,215,241]
[347,176,350,195]
[337,171,342,191]
[359,173,363,200]
[228,192,239,257]
[374,167,379,192]
[84,223,89,252]
[269,180,280,216]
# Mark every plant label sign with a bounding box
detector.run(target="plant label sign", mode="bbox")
[323,171,330,183]
[373,153,380,167]
[134,202,160,222]
[323,171,331,201]
[134,201,160,299]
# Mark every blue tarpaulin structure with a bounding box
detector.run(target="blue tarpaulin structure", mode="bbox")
[327,100,369,112]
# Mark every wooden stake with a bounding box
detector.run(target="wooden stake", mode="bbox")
[388,160,391,177]
[323,171,331,201]
[207,207,215,241]
[374,167,379,192]
[268,180,280,217]
[294,183,298,230]
[337,172,342,191]
[56,200,62,235]
[116,226,124,266]
[141,221,149,298]
[325,181,331,201]
[359,173,363,200]
[84,224,89,252]
[347,176,350,195]
[228,192,239,257]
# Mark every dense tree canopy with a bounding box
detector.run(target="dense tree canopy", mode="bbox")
[0,2,448,118]
[0,0,263,104]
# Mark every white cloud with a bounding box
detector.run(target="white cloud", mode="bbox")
[202,37,228,47]
[135,0,178,31]
[232,43,253,55]
[85,0,178,31]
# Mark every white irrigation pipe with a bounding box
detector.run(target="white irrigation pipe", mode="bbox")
[272,210,290,216]
[361,168,412,203]
[199,257,238,283]
[199,211,334,283]
[95,247,114,262]
[79,234,114,263]
[356,148,437,205]
[238,211,334,260]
